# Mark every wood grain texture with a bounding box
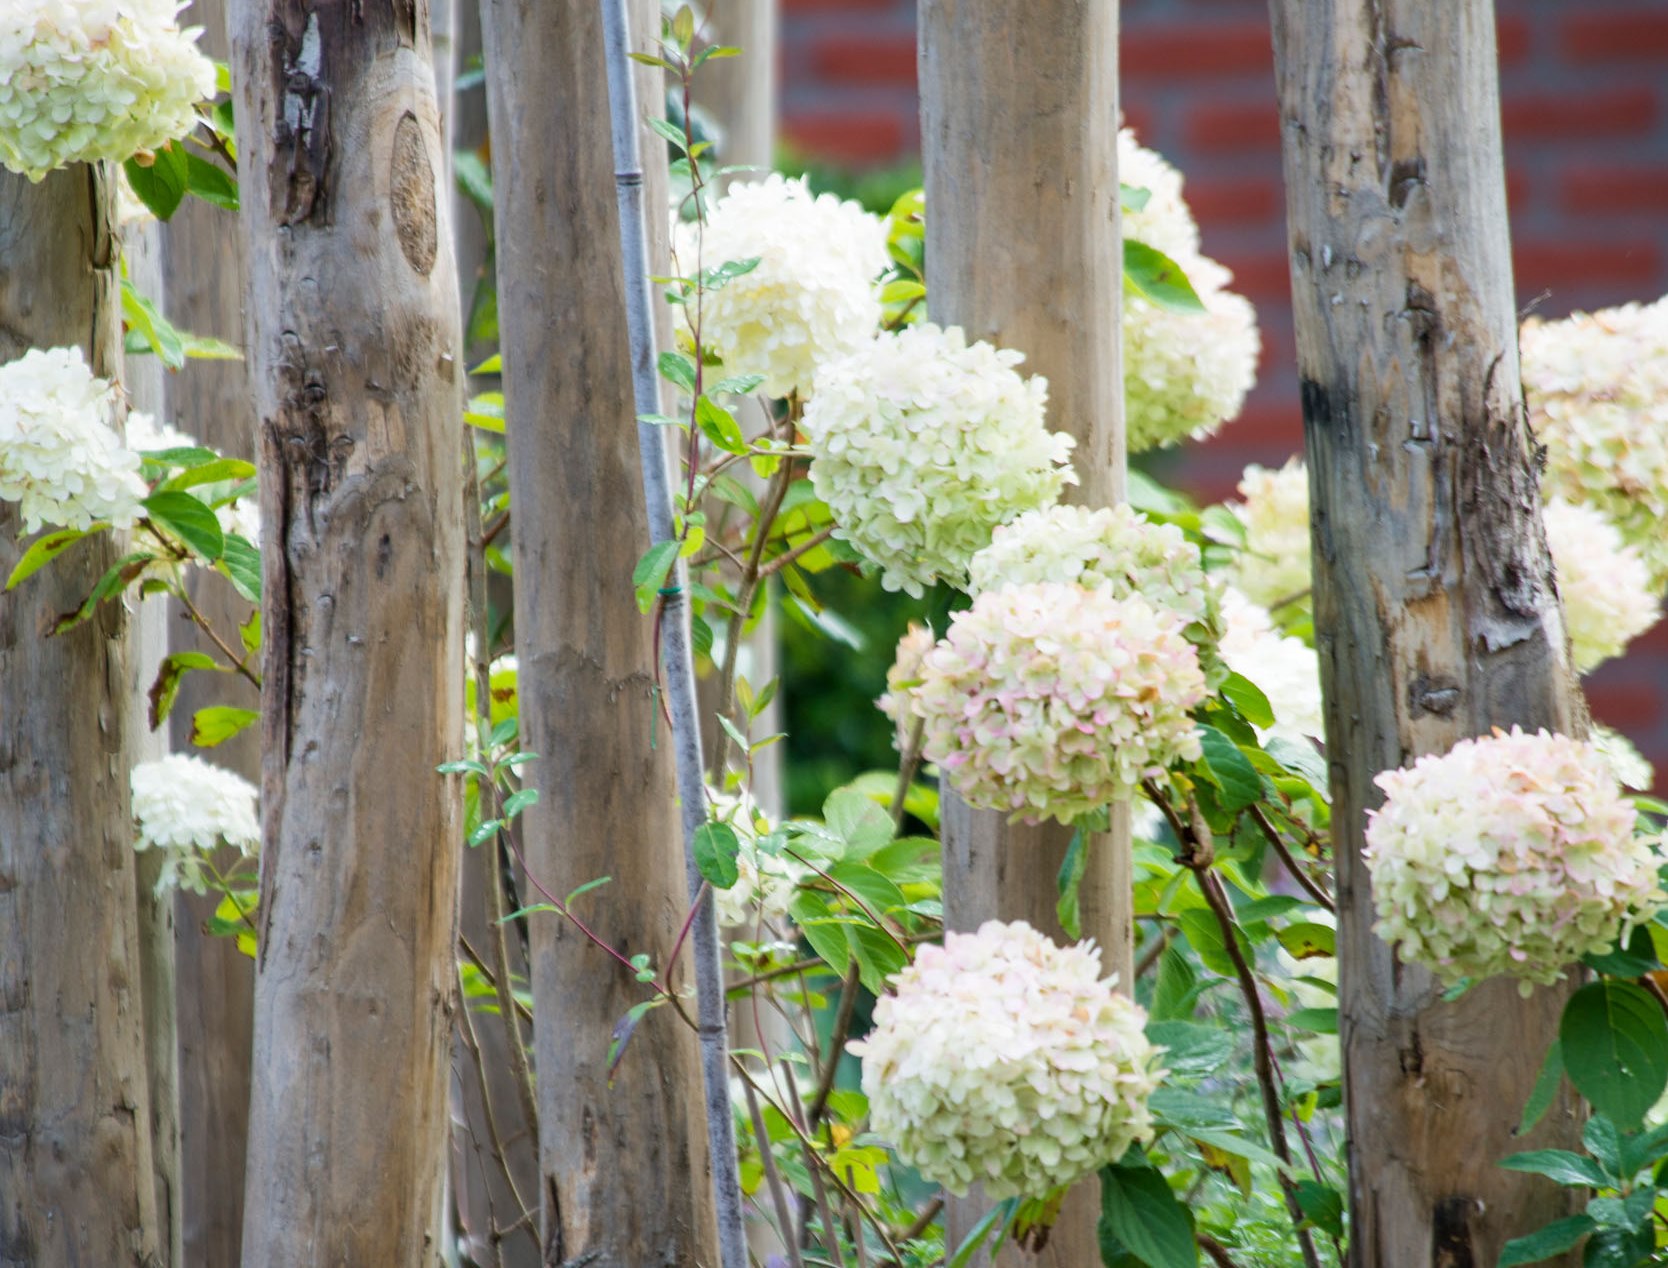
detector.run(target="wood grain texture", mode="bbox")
[480,0,719,1262]
[0,163,161,1267]
[230,2,467,1261]
[919,1,1127,1262]
[1268,2,1585,1263]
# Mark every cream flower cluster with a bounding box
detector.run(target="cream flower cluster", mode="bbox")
[0,0,217,180]
[0,346,146,533]
[1217,587,1325,746]
[676,174,887,399]
[851,920,1163,1199]
[1364,728,1664,992]
[131,752,260,895]
[1593,725,1654,793]
[913,582,1206,823]
[1542,497,1659,672]
[1119,130,1260,452]
[967,503,1216,630]
[1522,296,1668,589]
[877,622,934,752]
[707,785,802,932]
[1222,456,1311,612]
[803,323,1077,597]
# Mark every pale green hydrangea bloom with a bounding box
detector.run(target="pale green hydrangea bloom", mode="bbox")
[1542,497,1659,673]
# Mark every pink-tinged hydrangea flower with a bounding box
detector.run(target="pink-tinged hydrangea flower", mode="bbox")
[1521,296,1668,589]
[803,324,1078,597]
[675,174,888,399]
[913,582,1206,824]
[1364,728,1665,993]
[877,621,934,751]
[1542,497,1660,672]
[1216,588,1325,746]
[967,503,1216,630]
[131,752,259,895]
[850,920,1163,1199]
[1221,456,1311,613]
[1118,130,1259,452]
[0,345,146,533]
[0,0,217,180]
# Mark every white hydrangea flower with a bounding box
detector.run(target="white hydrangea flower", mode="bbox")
[674,173,887,399]
[1542,497,1659,673]
[1118,130,1259,452]
[123,408,196,455]
[914,582,1207,824]
[1124,257,1260,453]
[967,503,1217,630]
[1592,725,1654,793]
[877,621,934,752]
[1221,457,1311,612]
[1364,728,1665,993]
[131,752,260,895]
[1522,296,1668,589]
[0,345,146,533]
[708,785,802,932]
[1216,587,1325,746]
[804,323,1078,597]
[851,919,1164,1200]
[0,0,217,181]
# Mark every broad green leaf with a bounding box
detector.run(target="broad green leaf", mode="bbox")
[849,921,907,994]
[183,150,238,210]
[790,892,853,976]
[1098,1158,1198,1268]
[219,533,261,602]
[1152,945,1200,1021]
[657,350,697,393]
[122,278,186,368]
[1143,1020,1234,1080]
[1518,1042,1567,1138]
[1285,1007,1338,1034]
[1123,239,1207,313]
[159,457,257,493]
[1560,980,1668,1131]
[124,145,189,220]
[1220,670,1275,729]
[823,786,894,857]
[190,705,259,748]
[143,490,224,561]
[1499,1149,1611,1189]
[694,396,747,455]
[6,526,92,590]
[52,551,152,634]
[1057,826,1088,940]
[1196,725,1261,812]
[632,539,681,613]
[501,788,538,819]
[1276,922,1336,960]
[1582,1115,1623,1180]
[148,650,222,731]
[694,821,741,890]
[1179,907,1249,978]
[827,861,906,919]
[1293,1181,1344,1239]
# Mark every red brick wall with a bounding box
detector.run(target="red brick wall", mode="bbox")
[780,0,1668,776]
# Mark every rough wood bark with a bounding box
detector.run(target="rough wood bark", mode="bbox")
[0,163,162,1267]
[230,4,467,1261]
[479,0,721,1262]
[1268,3,1585,1264]
[699,0,776,189]
[919,2,1126,1262]
[126,219,184,1268]
[157,8,261,1251]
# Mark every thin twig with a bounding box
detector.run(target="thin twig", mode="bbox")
[743,1078,808,1268]
[175,580,261,688]
[786,1065,848,1265]
[457,933,535,1025]
[455,964,538,1251]
[1248,804,1334,913]
[888,716,926,830]
[1135,925,1174,981]
[896,1194,943,1244]
[757,524,837,578]
[1198,1231,1242,1268]
[807,966,860,1131]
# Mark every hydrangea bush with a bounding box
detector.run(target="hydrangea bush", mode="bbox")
[802,323,1077,596]
[1364,728,1665,992]
[1220,456,1312,614]
[1542,497,1661,672]
[0,0,217,180]
[851,920,1163,1199]
[131,752,259,895]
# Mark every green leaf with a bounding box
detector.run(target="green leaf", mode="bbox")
[1583,1115,1624,1180]
[1285,1007,1338,1034]
[1219,671,1275,730]
[122,278,187,368]
[790,892,853,976]
[501,788,539,819]
[1143,1020,1234,1080]
[1520,1041,1566,1137]
[1124,240,1207,313]
[143,491,224,561]
[189,705,259,748]
[183,150,239,210]
[565,876,613,905]
[694,821,741,890]
[633,539,681,613]
[694,396,748,455]
[946,1198,1018,1268]
[1196,725,1261,812]
[1057,827,1088,940]
[710,373,765,396]
[849,921,907,994]
[1583,924,1660,978]
[159,457,257,493]
[51,551,153,634]
[1499,1149,1612,1189]
[1560,980,1668,1131]
[1098,1158,1198,1268]
[699,256,762,289]
[1497,1216,1598,1268]
[827,861,906,918]
[1275,921,1336,960]
[823,787,894,857]
[6,526,92,590]
[1152,946,1200,1021]
[1179,908,1249,978]
[148,650,222,731]
[1293,1181,1344,1239]
[124,145,189,220]
[658,351,697,393]
[218,532,261,602]
[465,391,505,433]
